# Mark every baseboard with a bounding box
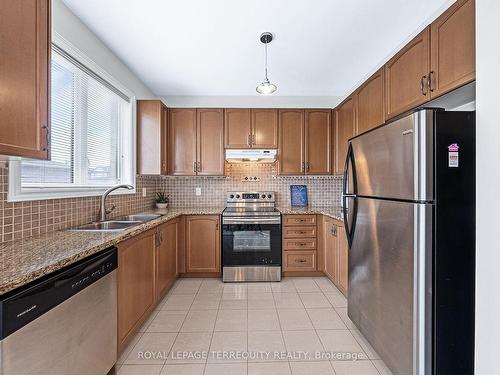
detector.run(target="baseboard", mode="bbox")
[282,271,324,277]
[179,272,222,278]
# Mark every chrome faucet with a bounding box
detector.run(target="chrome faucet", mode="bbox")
[100,184,134,221]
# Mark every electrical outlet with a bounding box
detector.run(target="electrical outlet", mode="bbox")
[142,188,147,197]
[195,187,202,196]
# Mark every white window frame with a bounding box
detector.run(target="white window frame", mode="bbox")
[8,33,137,202]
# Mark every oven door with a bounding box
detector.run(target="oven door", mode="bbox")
[222,217,282,266]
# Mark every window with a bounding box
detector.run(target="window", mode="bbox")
[9,35,135,201]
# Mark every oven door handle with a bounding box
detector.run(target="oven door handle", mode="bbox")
[222,217,281,225]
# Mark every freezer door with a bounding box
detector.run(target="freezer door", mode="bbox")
[348,197,432,375]
[349,110,434,201]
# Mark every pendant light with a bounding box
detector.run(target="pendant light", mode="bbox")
[256,32,277,95]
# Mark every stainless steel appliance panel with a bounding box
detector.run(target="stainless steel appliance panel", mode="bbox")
[347,110,434,201]
[1,272,117,375]
[223,266,281,282]
[347,197,432,375]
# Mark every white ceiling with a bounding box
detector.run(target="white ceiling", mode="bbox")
[62,0,454,99]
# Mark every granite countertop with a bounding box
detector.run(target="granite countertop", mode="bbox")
[278,206,344,221]
[0,207,223,296]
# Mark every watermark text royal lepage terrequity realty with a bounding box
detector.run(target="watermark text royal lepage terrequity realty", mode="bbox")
[136,350,366,361]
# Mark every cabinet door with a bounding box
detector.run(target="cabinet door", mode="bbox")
[224,109,252,148]
[137,100,168,175]
[356,68,385,135]
[278,110,304,175]
[305,109,332,174]
[197,109,224,175]
[0,0,50,159]
[169,109,197,175]
[251,109,278,148]
[385,28,430,119]
[334,97,356,175]
[118,231,155,350]
[186,215,220,273]
[156,220,178,300]
[161,105,169,175]
[430,0,475,98]
[323,217,334,279]
[337,223,348,296]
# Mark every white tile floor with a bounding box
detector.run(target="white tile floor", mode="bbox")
[116,277,394,375]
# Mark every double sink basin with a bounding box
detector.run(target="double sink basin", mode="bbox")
[69,214,162,232]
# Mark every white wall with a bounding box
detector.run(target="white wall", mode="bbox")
[53,0,155,98]
[475,0,500,374]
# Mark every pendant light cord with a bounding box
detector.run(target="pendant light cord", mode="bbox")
[265,42,269,81]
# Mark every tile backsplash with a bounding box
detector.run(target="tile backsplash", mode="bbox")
[160,163,343,208]
[0,163,160,243]
[0,162,342,243]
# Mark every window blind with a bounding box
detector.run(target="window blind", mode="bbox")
[21,44,129,188]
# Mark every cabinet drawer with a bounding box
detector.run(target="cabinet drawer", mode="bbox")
[284,251,317,271]
[284,226,317,238]
[283,238,317,250]
[284,215,316,226]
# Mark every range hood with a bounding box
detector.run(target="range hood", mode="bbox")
[225,149,277,163]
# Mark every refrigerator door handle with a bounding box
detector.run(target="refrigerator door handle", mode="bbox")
[342,143,358,247]
[342,142,357,196]
[342,195,358,248]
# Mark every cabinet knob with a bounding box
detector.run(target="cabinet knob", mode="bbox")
[295,259,307,263]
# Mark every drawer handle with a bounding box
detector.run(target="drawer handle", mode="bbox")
[296,243,306,246]
[295,259,307,263]
[295,219,305,222]
[296,231,306,234]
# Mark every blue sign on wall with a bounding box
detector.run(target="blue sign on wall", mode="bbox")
[290,185,308,207]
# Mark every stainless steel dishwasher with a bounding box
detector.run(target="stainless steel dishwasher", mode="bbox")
[0,247,118,375]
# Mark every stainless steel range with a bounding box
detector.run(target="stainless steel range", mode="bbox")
[222,191,281,282]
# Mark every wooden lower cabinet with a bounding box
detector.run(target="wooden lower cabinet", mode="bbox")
[186,215,221,273]
[284,250,316,272]
[118,218,182,352]
[156,219,179,300]
[117,230,156,351]
[283,215,318,273]
[322,216,348,296]
[337,222,349,295]
[323,216,338,281]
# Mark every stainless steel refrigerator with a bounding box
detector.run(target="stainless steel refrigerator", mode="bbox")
[342,109,475,375]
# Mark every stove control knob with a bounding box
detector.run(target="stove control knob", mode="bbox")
[235,194,240,199]
[267,194,272,199]
[229,194,234,199]
[261,194,266,199]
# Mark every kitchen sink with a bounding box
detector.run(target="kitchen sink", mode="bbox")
[119,214,162,222]
[70,220,142,232]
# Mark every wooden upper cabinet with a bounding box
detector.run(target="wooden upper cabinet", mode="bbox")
[186,215,221,273]
[224,109,252,148]
[251,109,278,148]
[0,0,50,159]
[385,27,430,119]
[334,96,356,175]
[430,0,475,98]
[305,110,332,175]
[197,109,224,175]
[169,109,197,175]
[278,109,304,175]
[356,68,385,135]
[137,100,168,175]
